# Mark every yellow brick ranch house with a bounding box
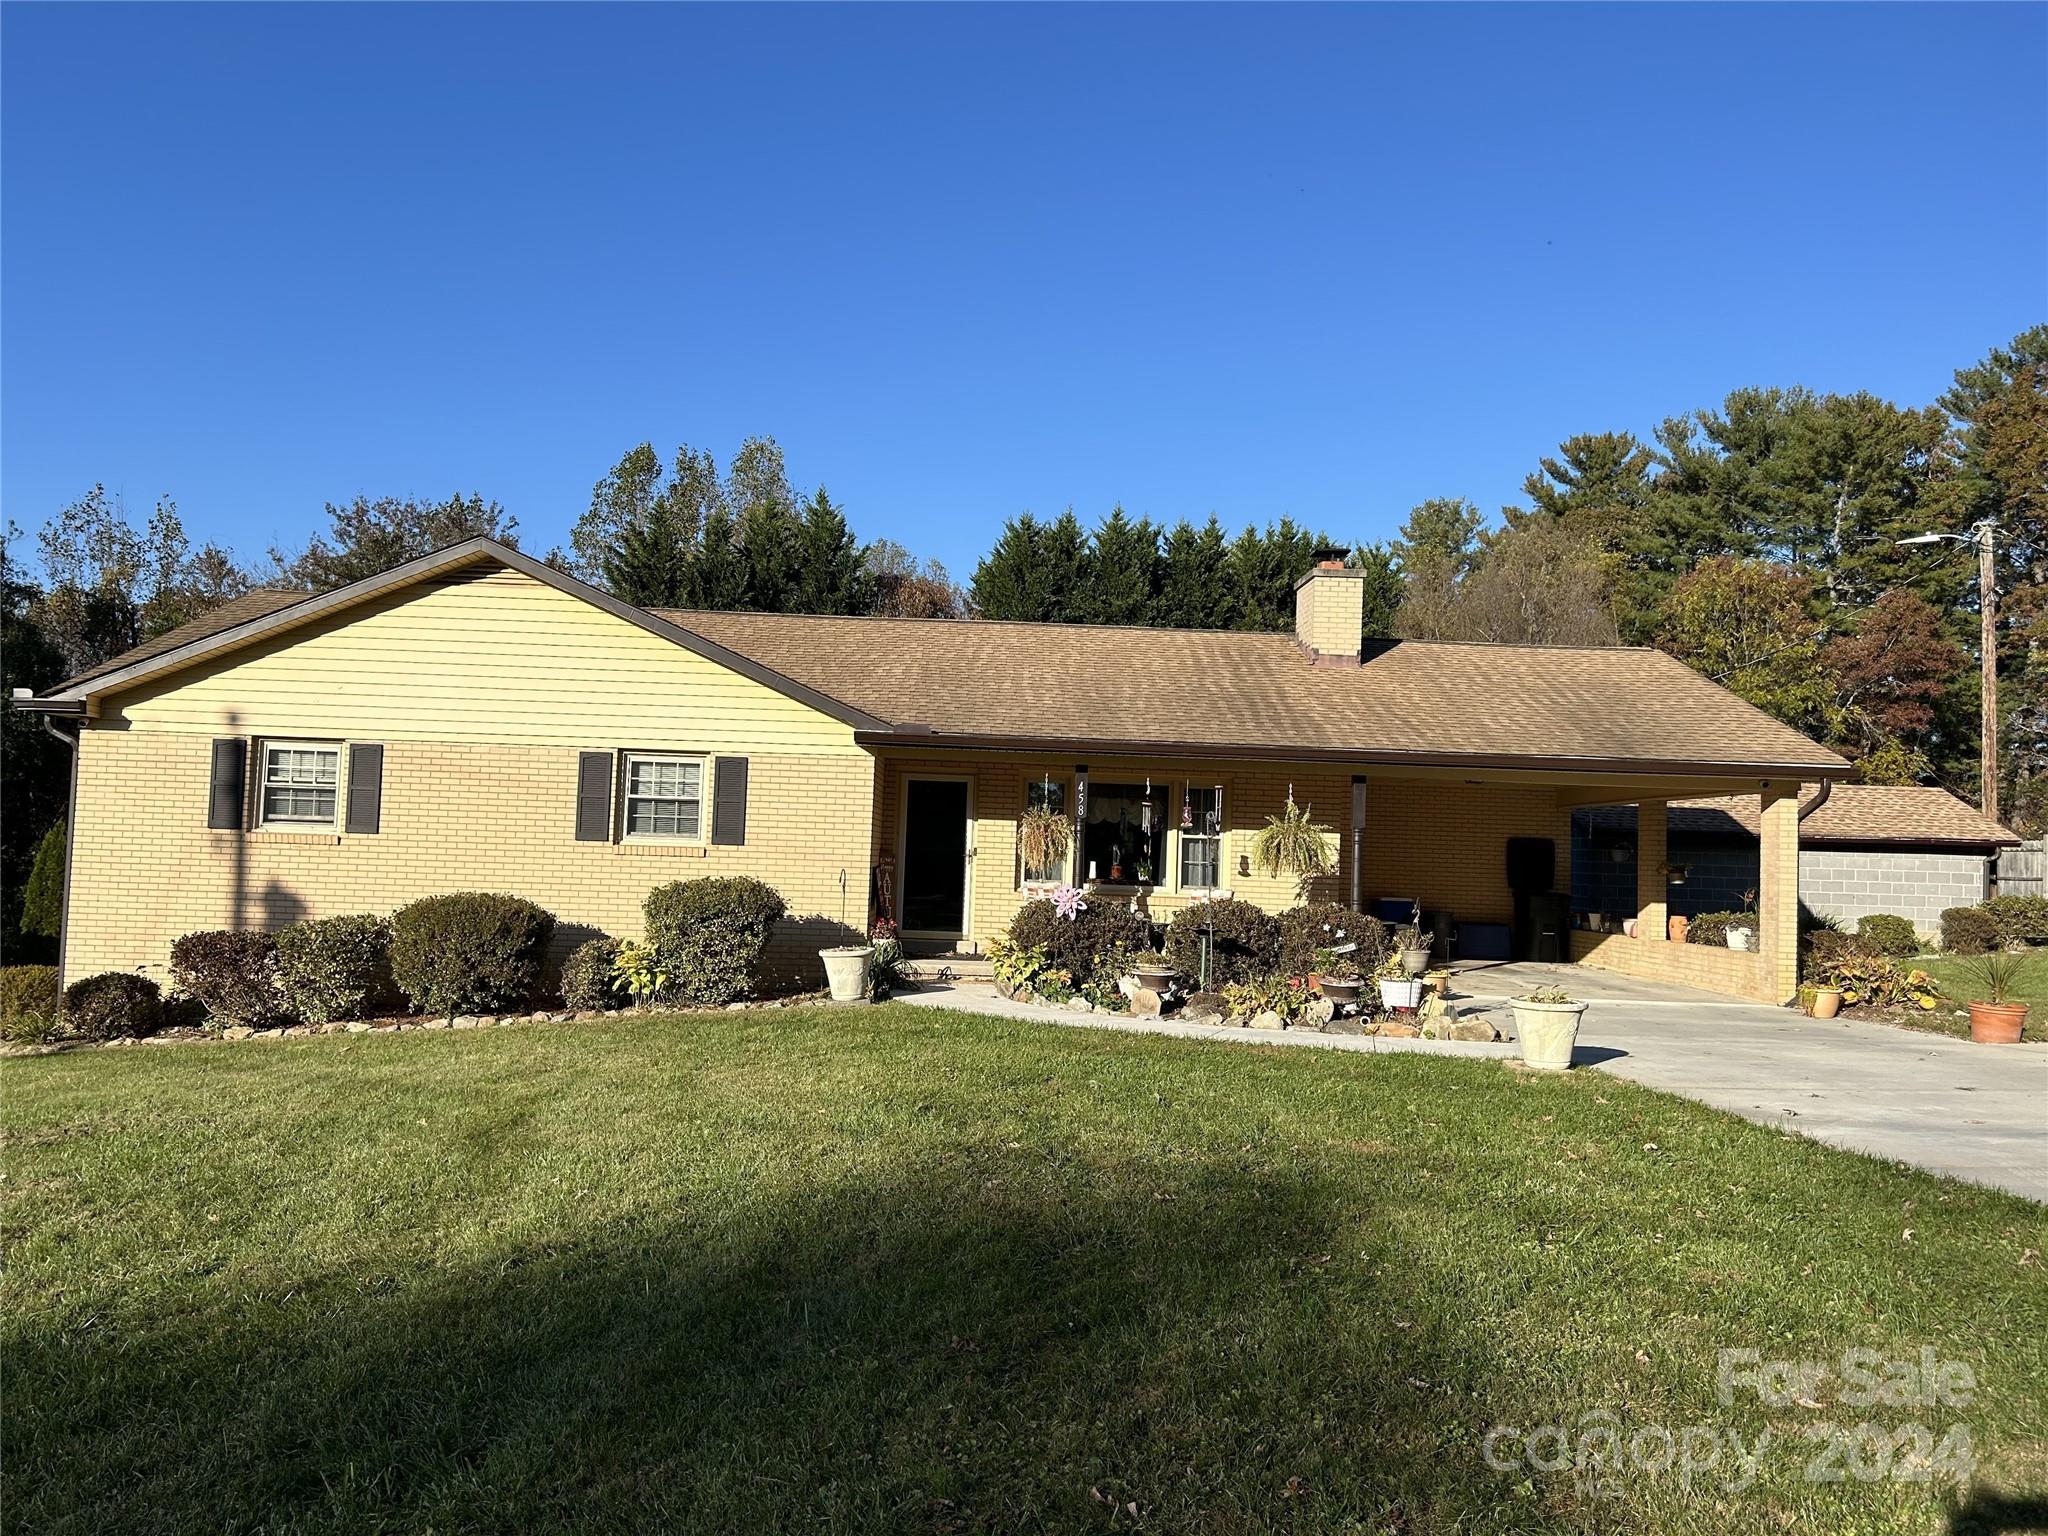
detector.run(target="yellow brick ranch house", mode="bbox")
[17,539,1850,1004]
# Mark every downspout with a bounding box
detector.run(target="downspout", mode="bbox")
[37,713,81,992]
[1798,778,1832,823]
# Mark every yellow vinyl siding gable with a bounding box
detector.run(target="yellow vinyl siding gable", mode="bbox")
[98,566,863,755]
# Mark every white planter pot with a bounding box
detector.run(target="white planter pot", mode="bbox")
[1399,947,1432,977]
[1512,999,1587,1070]
[820,945,874,1004]
[1726,927,1755,952]
[1377,976,1423,1011]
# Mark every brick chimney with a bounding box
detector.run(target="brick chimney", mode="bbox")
[1294,547,1364,666]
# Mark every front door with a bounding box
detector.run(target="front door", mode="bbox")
[901,777,971,939]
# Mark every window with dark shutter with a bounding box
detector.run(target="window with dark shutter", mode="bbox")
[710,757,748,846]
[208,739,247,829]
[575,751,615,842]
[346,744,384,834]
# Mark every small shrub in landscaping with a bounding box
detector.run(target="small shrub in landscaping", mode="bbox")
[1685,911,1757,947]
[61,972,164,1042]
[1981,894,2048,946]
[1276,902,1387,977]
[0,965,61,1045]
[389,893,556,1017]
[169,930,288,1028]
[1221,972,1315,1024]
[643,877,785,1005]
[1163,898,1281,990]
[1817,952,1942,1012]
[608,938,669,1007]
[275,915,391,1024]
[560,936,621,1011]
[1006,895,1152,988]
[1855,913,1922,958]
[987,937,1071,1002]
[1942,905,1999,955]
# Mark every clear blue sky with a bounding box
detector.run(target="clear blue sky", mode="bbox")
[4,3,2043,581]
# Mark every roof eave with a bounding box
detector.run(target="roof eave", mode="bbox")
[853,728,1843,779]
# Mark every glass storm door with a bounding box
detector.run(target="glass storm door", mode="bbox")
[901,778,971,937]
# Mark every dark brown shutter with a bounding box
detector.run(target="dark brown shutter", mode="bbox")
[208,739,246,829]
[345,744,384,834]
[711,756,748,846]
[575,751,614,842]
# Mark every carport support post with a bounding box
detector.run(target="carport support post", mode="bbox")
[1759,783,1800,1005]
[1636,799,1668,942]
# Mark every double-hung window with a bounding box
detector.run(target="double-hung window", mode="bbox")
[1178,785,1224,891]
[624,753,706,840]
[259,741,341,830]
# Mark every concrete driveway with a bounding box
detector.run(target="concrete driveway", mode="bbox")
[1453,966,2048,1203]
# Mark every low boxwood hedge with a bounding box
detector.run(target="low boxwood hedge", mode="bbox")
[644,877,785,1005]
[1164,898,1281,990]
[61,972,164,1042]
[275,915,391,1025]
[169,930,289,1028]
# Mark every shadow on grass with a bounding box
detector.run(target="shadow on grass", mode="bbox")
[12,1160,1537,1533]
[1949,1490,2048,1534]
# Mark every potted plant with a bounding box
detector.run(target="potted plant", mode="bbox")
[1251,787,1336,897]
[1511,985,1586,1070]
[1959,950,2032,1044]
[1727,891,1758,951]
[1375,953,1422,1012]
[820,875,874,1004]
[1134,859,1153,885]
[1394,920,1431,977]
[1018,793,1072,883]
[1314,949,1363,1006]
[1668,914,1690,943]
[1808,981,1843,1019]
[1132,954,1178,995]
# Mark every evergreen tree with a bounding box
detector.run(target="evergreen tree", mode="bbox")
[1083,506,1161,625]
[1155,516,1231,628]
[972,514,1051,620]
[573,442,718,593]
[789,488,871,615]
[20,820,64,939]
[1037,509,1092,622]
[1348,542,1402,641]
[690,505,749,610]
[736,496,807,611]
[271,493,514,591]
[1222,518,1321,631]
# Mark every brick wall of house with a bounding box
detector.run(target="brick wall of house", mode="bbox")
[63,730,874,990]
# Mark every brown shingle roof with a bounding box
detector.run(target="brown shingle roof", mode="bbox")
[1583,784,2018,848]
[56,587,309,691]
[656,610,1848,775]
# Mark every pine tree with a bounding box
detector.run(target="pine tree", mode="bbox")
[971,514,1050,620]
[1155,516,1230,628]
[689,506,749,610]
[20,820,64,939]
[1349,542,1402,641]
[790,488,870,615]
[1082,506,1161,625]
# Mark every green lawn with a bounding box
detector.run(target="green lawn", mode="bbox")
[5,1006,2044,1535]
[1909,955,2048,1041]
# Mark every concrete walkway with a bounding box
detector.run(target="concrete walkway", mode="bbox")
[895,981,2048,1203]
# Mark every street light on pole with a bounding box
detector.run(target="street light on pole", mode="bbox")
[1896,521,2000,824]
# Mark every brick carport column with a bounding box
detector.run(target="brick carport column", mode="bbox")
[1636,799,1667,941]
[1758,782,1800,1004]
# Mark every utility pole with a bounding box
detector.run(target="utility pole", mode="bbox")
[1898,520,2001,823]
[1979,521,1999,827]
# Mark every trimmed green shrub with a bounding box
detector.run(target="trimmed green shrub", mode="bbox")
[1685,911,1758,947]
[561,936,622,1011]
[61,972,164,1042]
[1164,898,1282,990]
[169,930,288,1028]
[1942,905,2000,955]
[1855,913,1922,959]
[1276,902,1388,977]
[643,877,785,1005]
[0,965,61,1046]
[1006,896,1154,987]
[275,915,391,1024]
[389,893,555,1017]
[1981,894,2048,946]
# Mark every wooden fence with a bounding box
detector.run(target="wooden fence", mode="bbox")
[1995,839,2046,897]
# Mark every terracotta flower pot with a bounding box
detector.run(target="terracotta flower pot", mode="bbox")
[1967,1000,2028,1044]
[1809,986,1842,1020]
[1668,914,1689,943]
